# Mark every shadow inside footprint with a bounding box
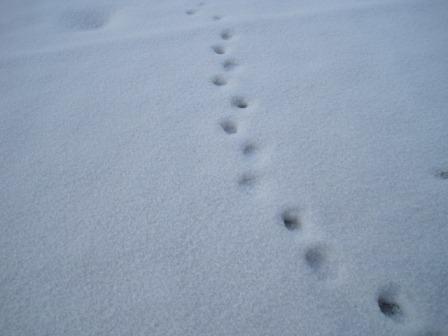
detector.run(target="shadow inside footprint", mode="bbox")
[232,96,249,109]
[220,29,233,40]
[61,8,111,31]
[377,284,405,323]
[212,15,223,21]
[186,9,196,15]
[212,45,226,55]
[435,170,448,180]
[223,59,238,71]
[238,172,257,188]
[304,243,338,280]
[211,75,227,86]
[281,208,301,231]
[220,119,237,135]
[378,298,402,319]
[305,245,326,270]
[242,142,258,157]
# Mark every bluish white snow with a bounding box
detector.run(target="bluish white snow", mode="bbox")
[1,0,447,335]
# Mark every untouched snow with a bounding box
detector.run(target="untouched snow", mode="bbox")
[1,0,447,335]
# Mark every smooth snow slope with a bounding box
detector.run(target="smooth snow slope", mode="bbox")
[1,0,447,335]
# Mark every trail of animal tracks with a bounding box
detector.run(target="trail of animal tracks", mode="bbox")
[1,0,447,335]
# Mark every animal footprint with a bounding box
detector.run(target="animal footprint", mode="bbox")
[238,172,258,188]
[186,9,196,15]
[60,8,111,31]
[223,58,238,71]
[212,15,223,21]
[376,284,405,323]
[435,169,448,180]
[212,45,226,55]
[220,29,233,40]
[241,141,258,157]
[211,75,227,86]
[220,119,238,135]
[231,96,249,109]
[281,208,302,231]
[304,243,338,280]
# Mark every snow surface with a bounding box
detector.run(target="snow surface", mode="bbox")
[1,0,448,335]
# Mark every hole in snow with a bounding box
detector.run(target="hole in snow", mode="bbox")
[377,284,405,323]
[211,75,227,86]
[435,170,448,180]
[223,59,238,71]
[242,142,258,157]
[378,297,402,320]
[238,172,257,187]
[220,29,233,40]
[305,245,326,270]
[220,120,237,135]
[232,96,248,109]
[281,209,301,231]
[212,45,226,55]
[304,243,338,280]
[61,8,111,31]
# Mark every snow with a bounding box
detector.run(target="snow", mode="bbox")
[1,0,447,335]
